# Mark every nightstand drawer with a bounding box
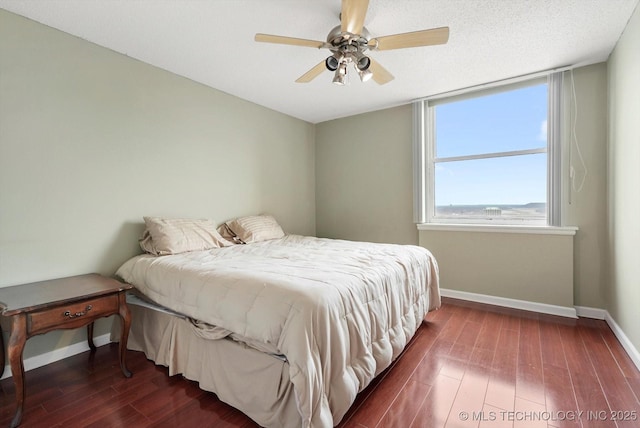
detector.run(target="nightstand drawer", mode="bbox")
[28,295,119,334]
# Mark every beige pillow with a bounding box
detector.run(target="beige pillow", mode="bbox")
[216,223,244,245]
[141,217,232,255]
[224,215,285,243]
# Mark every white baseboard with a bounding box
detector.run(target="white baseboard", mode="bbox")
[440,288,578,318]
[1,333,111,380]
[575,305,607,320]
[576,305,640,371]
[604,312,640,372]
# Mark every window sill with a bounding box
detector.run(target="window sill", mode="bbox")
[417,223,578,236]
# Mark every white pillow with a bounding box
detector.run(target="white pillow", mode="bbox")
[140,217,232,255]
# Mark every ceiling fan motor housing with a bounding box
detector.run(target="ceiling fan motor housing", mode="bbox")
[325,25,372,71]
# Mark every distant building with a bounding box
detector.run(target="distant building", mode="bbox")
[484,207,502,216]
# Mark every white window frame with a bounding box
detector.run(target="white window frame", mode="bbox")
[413,71,566,227]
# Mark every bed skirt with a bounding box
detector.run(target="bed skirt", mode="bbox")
[110,296,302,428]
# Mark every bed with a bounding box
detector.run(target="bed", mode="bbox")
[113,216,440,428]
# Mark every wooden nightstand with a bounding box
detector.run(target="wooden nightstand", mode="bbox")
[0,274,133,428]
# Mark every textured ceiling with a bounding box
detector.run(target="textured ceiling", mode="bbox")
[1,0,638,123]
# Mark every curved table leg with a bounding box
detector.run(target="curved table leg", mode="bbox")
[8,314,27,428]
[117,294,132,378]
[87,322,96,352]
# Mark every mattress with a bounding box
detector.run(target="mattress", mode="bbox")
[116,235,440,427]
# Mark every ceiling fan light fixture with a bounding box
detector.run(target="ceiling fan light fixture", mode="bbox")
[338,61,348,75]
[333,62,348,85]
[354,53,371,71]
[358,68,373,82]
[332,70,347,85]
[325,53,341,71]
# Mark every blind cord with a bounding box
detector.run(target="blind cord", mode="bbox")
[570,69,587,193]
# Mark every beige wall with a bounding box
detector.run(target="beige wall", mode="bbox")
[607,4,640,352]
[0,10,315,360]
[315,64,608,310]
[418,230,574,308]
[315,104,417,245]
[564,63,609,308]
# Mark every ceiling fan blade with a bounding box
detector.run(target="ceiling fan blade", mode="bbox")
[341,0,369,34]
[368,27,449,51]
[255,33,326,49]
[295,61,327,83]
[368,59,394,85]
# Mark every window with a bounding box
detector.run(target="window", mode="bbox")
[413,72,564,226]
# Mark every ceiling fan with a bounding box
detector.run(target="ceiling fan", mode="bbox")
[255,0,449,86]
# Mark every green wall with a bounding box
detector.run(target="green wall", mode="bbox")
[316,64,610,311]
[0,9,315,362]
[315,104,417,245]
[607,3,640,357]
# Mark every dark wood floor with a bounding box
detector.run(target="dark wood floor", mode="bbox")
[1,297,639,427]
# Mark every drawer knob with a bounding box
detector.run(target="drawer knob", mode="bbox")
[63,305,93,318]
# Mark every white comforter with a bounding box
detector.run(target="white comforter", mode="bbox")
[116,235,440,427]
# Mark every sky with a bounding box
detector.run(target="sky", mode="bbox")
[433,83,548,206]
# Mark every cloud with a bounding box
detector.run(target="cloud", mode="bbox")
[538,119,547,141]
[435,164,454,176]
